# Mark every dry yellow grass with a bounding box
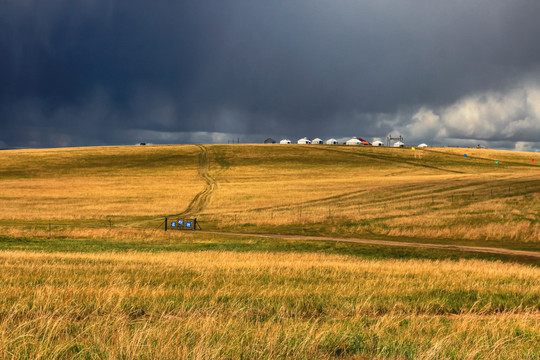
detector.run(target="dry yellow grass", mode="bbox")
[0,250,538,358]
[0,145,203,219]
[2,144,540,245]
[1,144,539,358]
[201,145,540,244]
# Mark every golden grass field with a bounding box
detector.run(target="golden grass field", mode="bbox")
[1,144,540,247]
[0,250,538,359]
[203,145,540,245]
[0,144,539,358]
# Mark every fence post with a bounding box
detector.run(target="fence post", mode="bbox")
[165,217,167,231]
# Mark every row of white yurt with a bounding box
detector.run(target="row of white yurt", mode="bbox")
[277,138,425,146]
[280,138,338,144]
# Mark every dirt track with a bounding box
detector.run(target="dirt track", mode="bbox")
[177,145,217,217]
[180,146,539,261]
[200,231,540,259]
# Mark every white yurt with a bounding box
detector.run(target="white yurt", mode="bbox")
[393,141,405,147]
[326,138,338,145]
[297,137,311,144]
[280,139,291,144]
[312,138,323,144]
[417,143,428,148]
[372,140,384,146]
[346,137,362,145]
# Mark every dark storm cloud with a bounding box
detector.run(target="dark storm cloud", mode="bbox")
[1,0,540,148]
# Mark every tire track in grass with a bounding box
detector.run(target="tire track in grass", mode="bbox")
[310,146,465,174]
[244,189,369,213]
[176,145,217,217]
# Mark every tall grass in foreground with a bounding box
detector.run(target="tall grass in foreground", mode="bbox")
[0,250,538,359]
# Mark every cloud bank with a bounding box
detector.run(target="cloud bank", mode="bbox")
[1,0,540,149]
[401,80,540,149]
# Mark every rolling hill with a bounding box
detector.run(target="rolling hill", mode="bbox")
[2,144,539,249]
[0,144,538,358]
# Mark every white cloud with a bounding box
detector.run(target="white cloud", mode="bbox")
[406,107,441,139]
[402,80,540,149]
[441,88,528,139]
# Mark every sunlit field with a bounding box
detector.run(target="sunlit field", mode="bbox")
[0,145,203,220]
[0,249,538,359]
[204,145,540,247]
[1,144,540,247]
[0,144,539,358]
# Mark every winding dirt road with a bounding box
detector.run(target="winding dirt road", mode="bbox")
[201,231,540,259]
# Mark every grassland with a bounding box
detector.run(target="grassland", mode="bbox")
[0,144,539,358]
[203,145,540,249]
[0,249,538,359]
[2,144,540,249]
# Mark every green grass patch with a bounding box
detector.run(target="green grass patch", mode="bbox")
[0,232,538,265]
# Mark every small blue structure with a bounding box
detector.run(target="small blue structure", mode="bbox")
[164,217,199,231]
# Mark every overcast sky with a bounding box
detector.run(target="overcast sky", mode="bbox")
[2,0,540,150]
